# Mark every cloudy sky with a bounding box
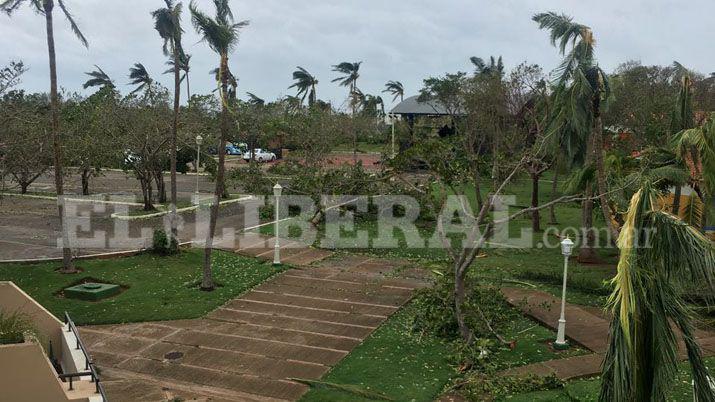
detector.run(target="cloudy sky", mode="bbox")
[1,0,712,110]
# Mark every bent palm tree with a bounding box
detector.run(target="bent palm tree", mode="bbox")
[82,65,114,89]
[382,80,403,103]
[128,62,153,95]
[246,92,264,106]
[190,0,248,291]
[152,0,184,245]
[332,61,362,162]
[1,0,88,273]
[288,66,318,106]
[600,182,715,401]
[534,11,617,261]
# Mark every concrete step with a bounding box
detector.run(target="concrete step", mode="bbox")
[117,357,307,401]
[207,308,374,339]
[242,290,397,317]
[253,282,410,307]
[163,329,347,366]
[224,299,385,327]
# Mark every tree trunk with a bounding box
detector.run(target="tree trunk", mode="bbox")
[473,169,483,212]
[548,159,559,224]
[531,172,541,232]
[155,171,166,204]
[81,168,90,195]
[454,264,472,343]
[491,131,500,190]
[20,181,29,194]
[579,134,598,263]
[202,54,230,291]
[672,185,682,216]
[44,1,75,273]
[185,72,191,103]
[140,175,154,211]
[593,111,619,241]
[169,43,180,242]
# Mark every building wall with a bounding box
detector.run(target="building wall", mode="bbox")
[0,281,64,360]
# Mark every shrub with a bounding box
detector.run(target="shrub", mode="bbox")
[151,229,178,255]
[0,310,35,345]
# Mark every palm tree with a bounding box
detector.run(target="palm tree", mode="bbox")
[82,65,114,89]
[600,182,715,401]
[534,12,617,261]
[288,66,318,106]
[1,0,88,273]
[673,113,715,218]
[164,52,191,101]
[246,92,264,106]
[190,0,248,291]
[469,55,504,77]
[332,61,362,161]
[128,62,153,95]
[382,80,404,103]
[152,0,184,245]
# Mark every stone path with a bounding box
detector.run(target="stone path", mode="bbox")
[500,287,715,381]
[81,239,430,401]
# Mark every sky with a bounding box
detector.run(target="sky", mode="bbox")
[1,0,713,110]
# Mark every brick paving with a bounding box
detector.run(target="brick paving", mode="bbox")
[500,287,715,381]
[81,240,429,401]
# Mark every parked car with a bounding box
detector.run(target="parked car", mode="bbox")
[243,148,277,162]
[225,143,242,155]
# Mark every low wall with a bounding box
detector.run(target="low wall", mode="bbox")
[0,342,88,402]
[0,281,64,361]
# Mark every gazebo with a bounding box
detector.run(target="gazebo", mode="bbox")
[388,96,464,150]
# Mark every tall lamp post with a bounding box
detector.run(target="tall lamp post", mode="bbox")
[555,236,574,350]
[273,183,282,266]
[195,134,203,194]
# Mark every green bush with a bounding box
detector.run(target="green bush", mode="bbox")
[0,310,35,345]
[151,229,178,255]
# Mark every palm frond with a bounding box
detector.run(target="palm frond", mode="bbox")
[57,0,88,47]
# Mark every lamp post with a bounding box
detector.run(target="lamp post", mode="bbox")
[273,183,282,266]
[195,134,203,194]
[555,236,574,350]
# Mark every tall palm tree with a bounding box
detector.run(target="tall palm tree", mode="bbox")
[82,65,114,89]
[190,0,248,291]
[152,0,184,245]
[288,66,318,106]
[128,62,153,95]
[674,113,715,214]
[164,52,191,101]
[332,61,362,162]
[600,182,715,401]
[470,55,504,77]
[382,80,404,103]
[1,0,88,273]
[534,11,617,261]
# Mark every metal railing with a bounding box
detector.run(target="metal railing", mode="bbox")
[62,311,108,401]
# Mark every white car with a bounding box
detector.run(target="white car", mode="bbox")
[243,148,276,162]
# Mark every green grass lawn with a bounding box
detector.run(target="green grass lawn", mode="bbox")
[0,249,282,325]
[502,357,715,401]
[299,299,587,401]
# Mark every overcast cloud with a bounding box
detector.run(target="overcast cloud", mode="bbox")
[1,0,712,110]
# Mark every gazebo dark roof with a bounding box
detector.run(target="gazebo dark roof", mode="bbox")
[389,95,462,116]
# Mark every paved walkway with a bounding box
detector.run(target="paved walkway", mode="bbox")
[500,287,715,381]
[81,239,430,401]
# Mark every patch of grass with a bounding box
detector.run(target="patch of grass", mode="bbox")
[0,310,37,345]
[300,303,456,402]
[502,357,715,401]
[0,249,283,325]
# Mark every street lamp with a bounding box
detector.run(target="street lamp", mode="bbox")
[555,236,575,350]
[273,183,282,266]
[195,134,203,194]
